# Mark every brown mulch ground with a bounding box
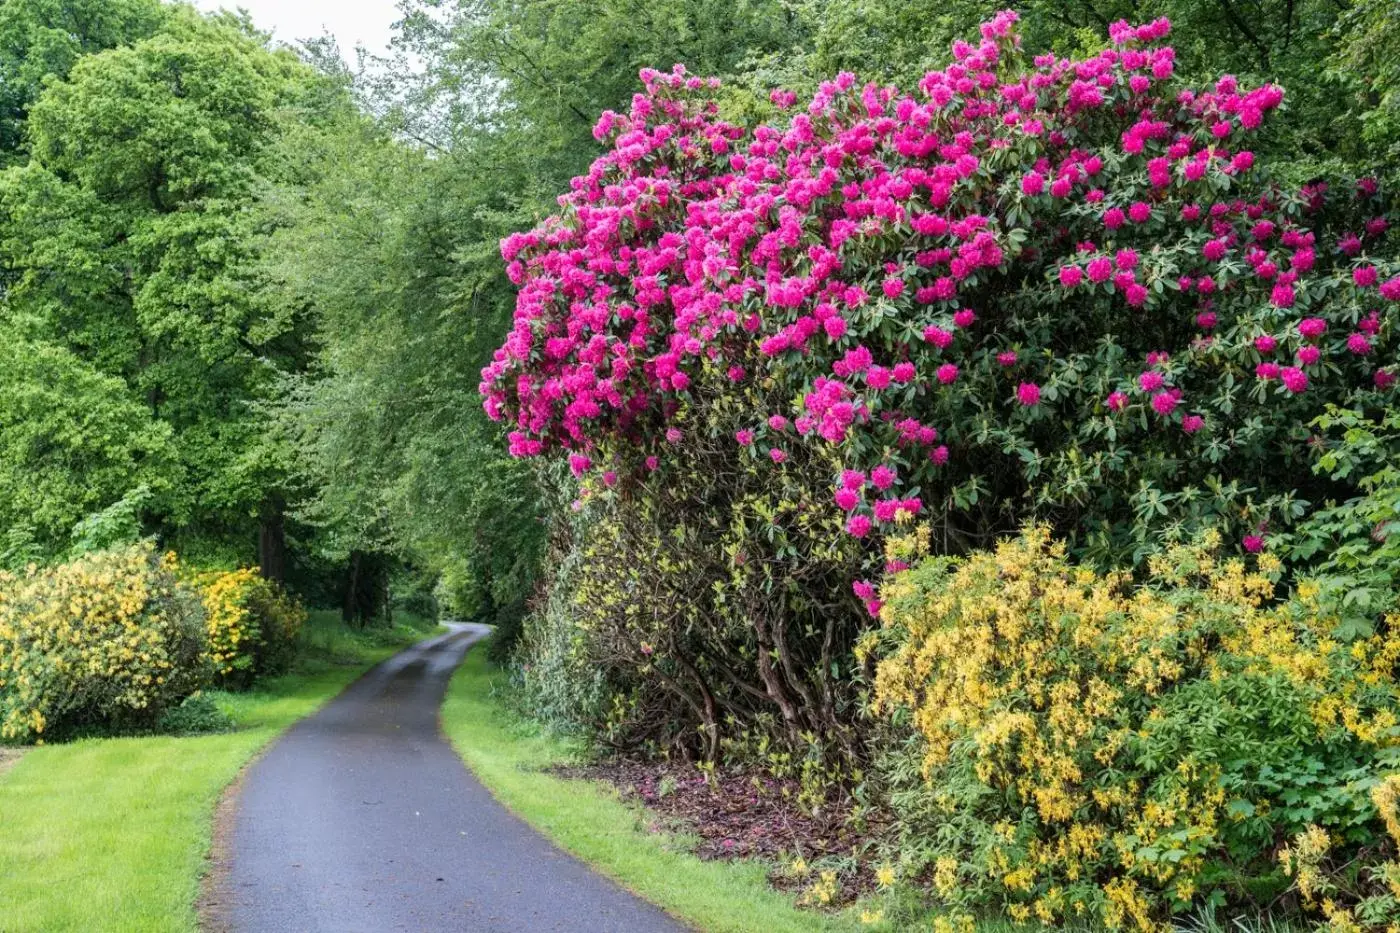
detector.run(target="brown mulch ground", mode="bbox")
[553,759,884,903]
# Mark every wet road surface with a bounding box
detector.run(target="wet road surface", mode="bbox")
[221,622,685,932]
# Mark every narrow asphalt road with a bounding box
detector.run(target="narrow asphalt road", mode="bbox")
[218,622,685,933]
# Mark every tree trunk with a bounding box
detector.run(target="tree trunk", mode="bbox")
[343,551,362,627]
[258,497,287,584]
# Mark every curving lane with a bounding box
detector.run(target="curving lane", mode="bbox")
[214,622,685,933]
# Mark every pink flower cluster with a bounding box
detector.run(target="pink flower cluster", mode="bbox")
[482,14,1396,557]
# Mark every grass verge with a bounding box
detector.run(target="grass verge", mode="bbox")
[0,610,439,933]
[440,642,864,933]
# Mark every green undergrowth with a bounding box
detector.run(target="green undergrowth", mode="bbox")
[0,610,440,933]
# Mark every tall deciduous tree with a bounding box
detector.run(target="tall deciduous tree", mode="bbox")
[265,109,546,618]
[0,9,329,573]
[0,328,179,563]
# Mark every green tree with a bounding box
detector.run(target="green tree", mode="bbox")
[387,0,799,186]
[0,0,167,165]
[0,329,179,563]
[0,10,332,572]
[265,111,545,621]
[1329,0,1400,181]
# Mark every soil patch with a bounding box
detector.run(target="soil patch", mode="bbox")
[554,759,883,903]
[195,757,254,933]
[0,747,28,778]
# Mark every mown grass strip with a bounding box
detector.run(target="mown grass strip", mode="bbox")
[0,612,437,933]
[441,643,864,933]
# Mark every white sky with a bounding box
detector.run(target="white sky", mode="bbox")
[194,0,403,60]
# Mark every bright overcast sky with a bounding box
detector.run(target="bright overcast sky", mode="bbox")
[194,0,403,60]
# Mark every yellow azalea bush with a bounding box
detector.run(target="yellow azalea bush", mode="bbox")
[0,543,206,742]
[864,525,1400,931]
[189,567,305,688]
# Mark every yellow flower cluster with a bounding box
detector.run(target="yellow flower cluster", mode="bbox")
[0,544,205,741]
[798,868,840,907]
[187,567,306,686]
[1280,801,1400,933]
[868,525,1400,931]
[194,568,265,678]
[931,914,977,933]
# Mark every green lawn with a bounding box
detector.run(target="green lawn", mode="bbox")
[0,611,439,933]
[441,643,867,933]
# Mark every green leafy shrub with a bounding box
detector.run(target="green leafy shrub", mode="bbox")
[865,526,1400,930]
[0,544,206,742]
[155,691,232,735]
[529,379,870,766]
[516,527,611,738]
[1285,405,1400,637]
[486,595,529,664]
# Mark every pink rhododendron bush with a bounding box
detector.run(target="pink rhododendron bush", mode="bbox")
[484,12,1394,568]
[483,9,1398,785]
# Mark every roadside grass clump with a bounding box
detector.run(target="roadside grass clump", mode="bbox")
[155,692,233,736]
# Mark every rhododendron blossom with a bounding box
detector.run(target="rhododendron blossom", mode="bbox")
[871,464,897,490]
[1281,367,1309,394]
[1138,371,1165,392]
[1151,392,1180,416]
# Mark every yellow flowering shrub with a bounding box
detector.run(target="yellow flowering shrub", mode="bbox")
[866,525,1400,931]
[189,567,305,688]
[0,544,206,742]
[1278,777,1400,932]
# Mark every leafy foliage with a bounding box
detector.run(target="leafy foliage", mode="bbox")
[0,331,178,562]
[5,2,1400,925]
[0,544,206,742]
[154,691,232,736]
[265,122,544,624]
[1285,406,1400,639]
[0,0,167,165]
[868,526,1400,930]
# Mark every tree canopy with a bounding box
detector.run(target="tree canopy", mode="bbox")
[2,0,1398,619]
